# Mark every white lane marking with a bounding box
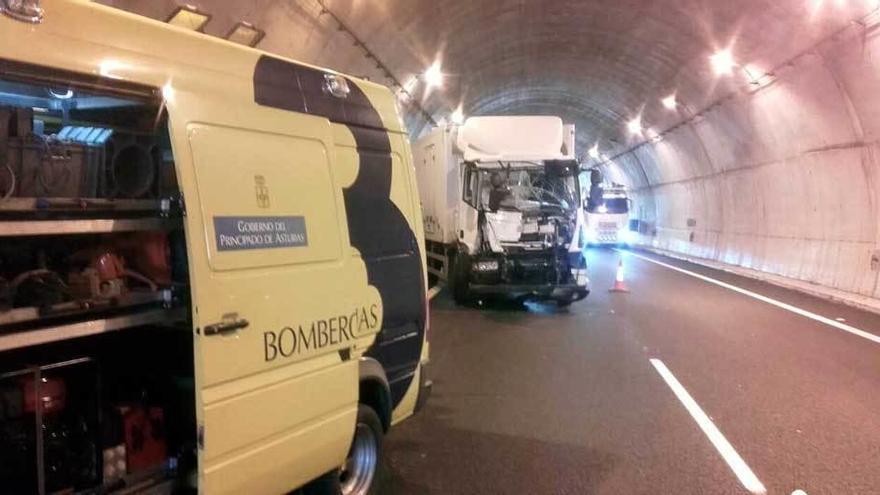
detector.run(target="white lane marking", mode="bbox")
[650,359,767,494]
[792,490,808,495]
[624,251,880,345]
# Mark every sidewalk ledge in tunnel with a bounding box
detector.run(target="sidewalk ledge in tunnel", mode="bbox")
[633,246,880,316]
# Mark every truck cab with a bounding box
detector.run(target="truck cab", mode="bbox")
[414,116,589,307]
[584,178,635,246]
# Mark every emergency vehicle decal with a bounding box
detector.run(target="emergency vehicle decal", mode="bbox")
[253,56,426,407]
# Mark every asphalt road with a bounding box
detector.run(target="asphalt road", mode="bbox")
[376,248,880,495]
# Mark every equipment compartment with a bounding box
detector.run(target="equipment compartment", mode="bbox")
[0,327,196,495]
[0,230,187,345]
[0,76,178,205]
[0,62,196,494]
[0,358,101,494]
[0,64,188,335]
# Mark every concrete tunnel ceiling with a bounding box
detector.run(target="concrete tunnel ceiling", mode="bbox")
[101,0,880,304]
[102,0,870,153]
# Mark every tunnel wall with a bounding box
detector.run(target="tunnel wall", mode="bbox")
[613,25,880,303]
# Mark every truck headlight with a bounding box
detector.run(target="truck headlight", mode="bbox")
[474,260,500,272]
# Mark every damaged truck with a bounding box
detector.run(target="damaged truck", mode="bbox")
[413,116,589,306]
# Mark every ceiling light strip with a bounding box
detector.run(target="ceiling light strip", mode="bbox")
[604,5,877,166]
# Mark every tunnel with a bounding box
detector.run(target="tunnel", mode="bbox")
[101,0,880,308]
[3,1,880,494]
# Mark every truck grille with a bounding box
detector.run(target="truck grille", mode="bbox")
[595,230,618,243]
[510,255,556,284]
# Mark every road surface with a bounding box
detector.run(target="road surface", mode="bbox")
[377,248,880,494]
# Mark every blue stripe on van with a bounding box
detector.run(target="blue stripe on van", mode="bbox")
[253,56,425,408]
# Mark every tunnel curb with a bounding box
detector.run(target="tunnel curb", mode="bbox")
[636,246,880,317]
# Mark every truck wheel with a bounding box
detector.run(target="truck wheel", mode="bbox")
[300,405,383,495]
[450,252,472,305]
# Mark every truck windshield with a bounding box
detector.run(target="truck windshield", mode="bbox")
[478,166,579,212]
[595,197,629,214]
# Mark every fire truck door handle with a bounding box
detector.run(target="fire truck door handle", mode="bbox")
[204,315,250,336]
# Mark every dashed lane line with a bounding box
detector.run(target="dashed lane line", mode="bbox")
[650,358,767,494]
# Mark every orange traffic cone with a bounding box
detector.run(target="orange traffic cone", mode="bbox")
[609,259,630,293]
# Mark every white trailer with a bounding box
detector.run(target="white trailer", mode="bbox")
[413,116,589,306]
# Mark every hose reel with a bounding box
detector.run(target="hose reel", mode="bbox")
[106,135,157,199]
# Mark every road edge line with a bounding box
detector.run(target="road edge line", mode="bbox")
[623,250,880,345]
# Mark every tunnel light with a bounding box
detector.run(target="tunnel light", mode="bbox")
[627,116,643,135]
[424,61,443,89]
[226,21,265,47]
[662,94,677,110]
[451,105,465,125]
[588,143,600,160]
[710,49,736,76]
[166,4,211,32]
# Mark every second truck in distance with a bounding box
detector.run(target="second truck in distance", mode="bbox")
[584,170,635,246]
